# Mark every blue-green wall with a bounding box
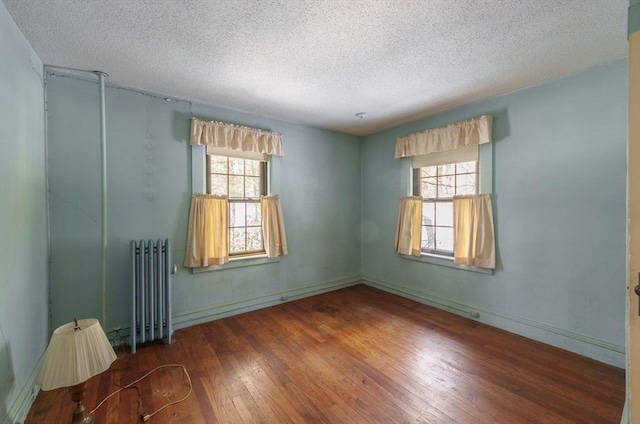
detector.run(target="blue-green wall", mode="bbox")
[361,59,628,366]
[0,3,48,423]
[45,74,362,337]
[631,1,640,35]
[0,6,630,422]
[44,59,629,368]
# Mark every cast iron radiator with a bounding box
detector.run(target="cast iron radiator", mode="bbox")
[130,238,173,353]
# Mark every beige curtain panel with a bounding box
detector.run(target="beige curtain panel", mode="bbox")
[395,114,493,159]
[453,194,496,269]
[395,196,423,257]
[190,117,284,157]
[184,194,229,268]
[261,195,288,258]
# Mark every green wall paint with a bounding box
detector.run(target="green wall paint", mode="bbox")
[45,75,362,335]
[362,59,628,366]
[0,7,630,422]
[630,2,640,35]
[45,60,628,367]
[0,3,48,423]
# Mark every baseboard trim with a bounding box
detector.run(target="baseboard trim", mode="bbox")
[620,400,628,424]
[104,275,363,344]
[172,274,362,330]
[363,274,625,368]
[2,355,42,424]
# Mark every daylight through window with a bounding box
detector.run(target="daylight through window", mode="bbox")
[413,161,477,256]
[207,155,267,256]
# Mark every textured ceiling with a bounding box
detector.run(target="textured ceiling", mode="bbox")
[3,0,629,136]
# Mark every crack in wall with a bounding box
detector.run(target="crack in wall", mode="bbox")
[47,189,126,246]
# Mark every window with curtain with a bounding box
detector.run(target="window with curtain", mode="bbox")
[185,117,288,269]
[207,154,267,256]
[412,147,478,256]
[395,115,495,269]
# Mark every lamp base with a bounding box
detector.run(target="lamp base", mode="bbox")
[68,381,94,424]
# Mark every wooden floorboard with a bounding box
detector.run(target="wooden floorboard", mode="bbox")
[25,284,625,423]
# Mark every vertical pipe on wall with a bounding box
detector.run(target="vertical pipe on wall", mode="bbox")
[627,2,640,422]
[45,65,110,329]
[43,70,53,335]
[95,71,108,329]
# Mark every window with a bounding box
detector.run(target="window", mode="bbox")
[206,154,267,256]
[395,115,493,271]
[413,160,478,256]
[187,117,285,269]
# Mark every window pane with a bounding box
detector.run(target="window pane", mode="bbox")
[457,161,476,174]
[438,163,455,176]
[436,227,453,252]
[245,160,261,176]
[438,175,455,197]
[229,176,244,197]
[207,155,266,255]
[245,176,261,198]
[246,202,261,226]
[421,166,437,178]
[229,158,244,175]
[421,177,437,198]
[423,226,435,249]
[210,155,228,173]
[416,159,477,255]
[423,202,435,226]
[456,173,476,195]
[421,226,428,250]
[207,154,267,256]
[246,226,263,251]
[210,174,228,195]
[435,202,453,227]
[230,228,246,253]
[229,202,246,227]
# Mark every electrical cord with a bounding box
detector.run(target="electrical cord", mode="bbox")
[110,378,143,418]
[90,364,192,421]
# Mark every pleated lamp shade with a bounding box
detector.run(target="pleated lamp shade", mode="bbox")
[37,318,117,391]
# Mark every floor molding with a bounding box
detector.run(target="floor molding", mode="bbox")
[2,355,41,424]
[172,274,362,330]
[363,274,625,368]
[105,275,363,347]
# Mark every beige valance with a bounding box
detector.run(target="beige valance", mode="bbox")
[395,115,493,159]
[190,117,284,157]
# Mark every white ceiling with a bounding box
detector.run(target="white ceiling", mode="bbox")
[3,0,629,136]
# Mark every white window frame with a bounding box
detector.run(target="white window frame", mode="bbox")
[190,146,279,272]
[207,154,267,257]
[413,160,478,257]
[400,142,494,274]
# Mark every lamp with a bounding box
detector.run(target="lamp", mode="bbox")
[36,318,117,424]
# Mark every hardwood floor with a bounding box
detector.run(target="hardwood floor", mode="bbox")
[26,284,625,423]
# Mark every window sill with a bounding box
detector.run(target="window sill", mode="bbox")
[192,254,280,273]
[401,253,493,275]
